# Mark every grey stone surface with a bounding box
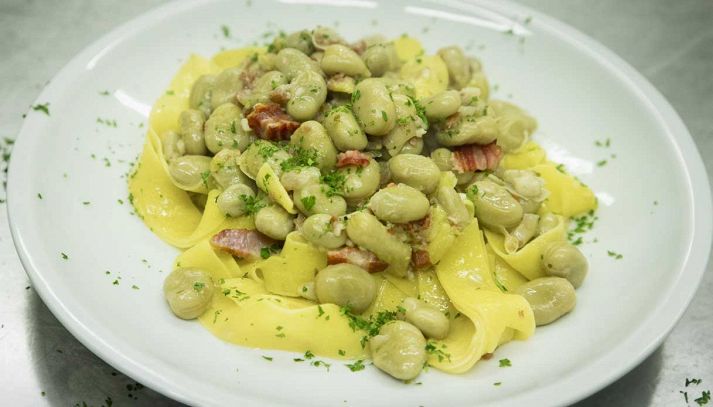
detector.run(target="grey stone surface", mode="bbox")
[0,0,710,405]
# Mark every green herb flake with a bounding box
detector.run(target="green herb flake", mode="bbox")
[494,382,502,386]
[317,304,325,318]
[345,360,365,372]
[499,358,512,367]
[596,159,607,167]
[99,90,111,96]
[301,195,316,211]
[555,163,566,173]
[338,349,346,356]
[260,247,271,259]
[262,355,273,361]
[240,194,265,215]
[131,285,140,290]
[304,350,315,359]
[32,103,50,115]
[60,252,68,260]
[425,341,451,363]
[37,193,43,199]
[320,171,346,197]
[221,25,230,38]
[82,201,90,205]
[193,282,205,292]
[381,111,388,121]
[696,390,711,406]
[351,89,361,104]
[607,250,623,260]
[687,378,703,387]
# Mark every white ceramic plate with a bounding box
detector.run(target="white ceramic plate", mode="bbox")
[8,1,712,406]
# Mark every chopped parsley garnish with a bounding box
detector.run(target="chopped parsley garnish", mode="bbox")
[304,350,315,359]
[96,117,118,128]
[262,355,273,361]
[596,159,607,167]
[32,103,50,115]
[280,146,319,172]
[37,193,43,199]
[425,341,451,363]
[260,247,271,259]
[494,382,502,386]
[221,25,230,38]
[320,171,346,197]
[338,349,346,356]
[607,250,623,260]
[696,391,711,406]
[256,141,280,159]
[567,209,597,245]
[193,282,205,292]
[200,170,211,188]
[60,252,68,260]
[688,378,703,387]
[345,360,366,372]
[99,90,111,96]
[351,89,361,104]
[340,306,399,348]
[555,163,566,173]
[311,360,331,370]
[381,111,388,121]
[408,96,429,129]
[240,194,265,215]
[498,358,511,367]
[594,138,611,148]
[301,195,316,211]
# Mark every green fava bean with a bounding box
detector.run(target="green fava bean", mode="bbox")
[315,264,376,314]
[436,184,471,227]
[516,277,576,326]
[204,103,251,154]
[541,241,589,288]
[238,71,288,109]
[323,106,368,151]
[168,155,213,193]
[210,149,253,190]
[255,205,294,240]
[321,44,371,78]
[388,154,440,194]
[301,214,347,249]
[216,183,255,217]
[287,70,327,121]
[179,109,208,155]
[401,297,450,340]
[370,321,427,381]
[280,166,321,191]
[346,212,411,277]
[430,148,453,171]
[437,46,472,89]
[211,67,243,109]
[161,130,185,162]
[352,78,396,136]
[275,48,322,81]
[312,26,346,50]
[239,140,291,180]
[294,183,347,216]
[362,43,400,77]
[338,159,381,201]
[163,268,214,320]
[422,90,461,121]
[285,30,315,55]
[436,111,499,147]
[383,93,424,156]
[369,184,429,224]
[189,74,215,116]
[290,121,337,171]
[469,179,523,228]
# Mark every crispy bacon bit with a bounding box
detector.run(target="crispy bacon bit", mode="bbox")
[482,353,494,360]
[336,150,371,168]
[246,102,300,141]
[411,249,432,269]
[452,142,503,173]
[327,247,388,273]
[210,229,277,260]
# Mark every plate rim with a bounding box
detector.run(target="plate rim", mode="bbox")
[7,0,712,406]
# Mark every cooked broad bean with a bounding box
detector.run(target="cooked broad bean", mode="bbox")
[504,213,539,254]
[401,297,450,340]
[398,137,424,155]
[275,48,322,81]
[370,321,427,381]
[369,184,430,223]
[210,149,253,189]
[210,67,243,109]
[491,100,538,152]
[163,268,214,320]
[205,103,251,153]
[312,26,345,50]
[280,166,321,191]
[346,212,411,277]
[338,159,381,201]
[436,110,499,147]
[290,121,337,171]
[361,43,400,77]
[323,106,368,151]
[537,213,560,236]
[239,140,291,180]
[216,183,255,217]
[516,277,576,326]
[388,154,440,194]
[321,44,370,78]
[541,241,588,288]
[430,148,453,171]
[501,169,546,201]
[294,183,347,216]
[255,205,294,240]
[168,155,213,193]
[314,263,376,313]
[301,214,347,249]
[238,71,288,108]
[287,70,328,121]
[285,30,315,55]
[179,109,208,155]
[468,179,523,229]
[436,183,471,227]
[326,74,356,94]
[383,93,424,156]
[422,90,461,121]
[189,74,216,116]
[298,281,318,301]
[352,78,396,136]
[161,130,185,162]
[437,46,471,89]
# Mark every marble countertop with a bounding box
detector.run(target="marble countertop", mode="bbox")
[1,0,711,405]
